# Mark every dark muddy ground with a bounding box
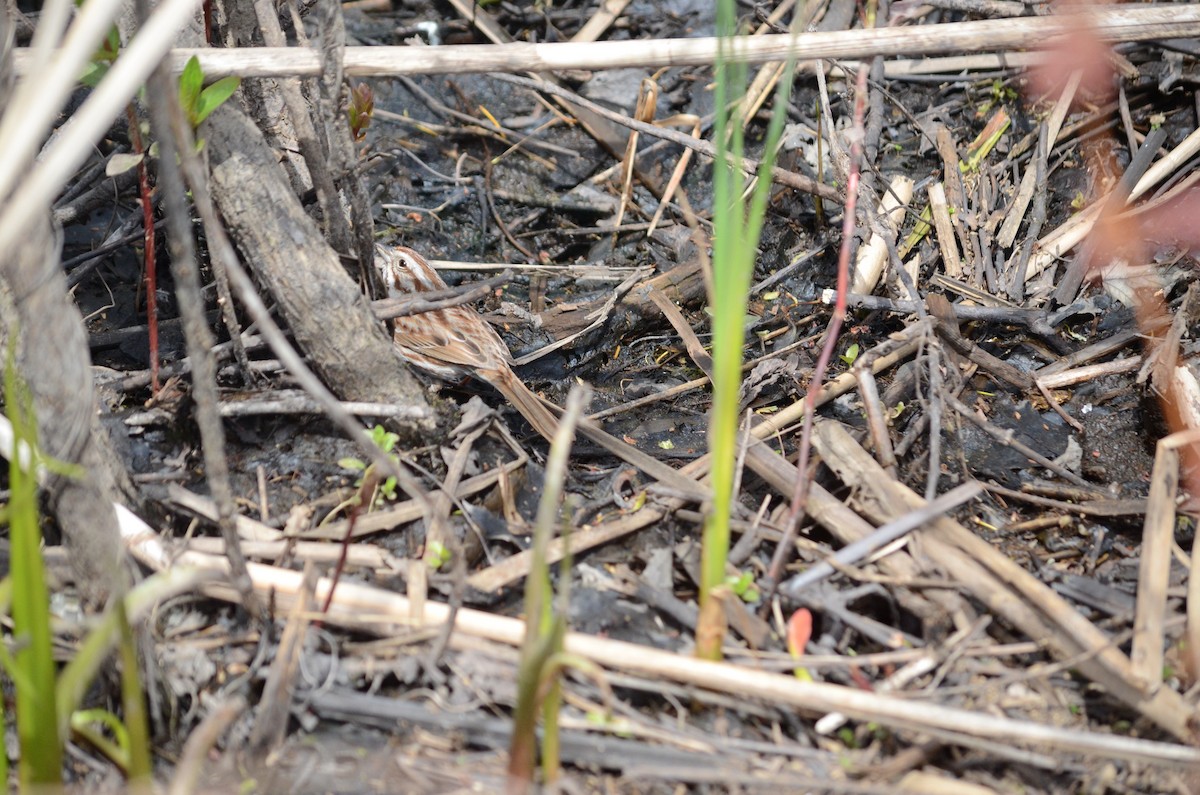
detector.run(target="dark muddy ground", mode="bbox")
[28,0,1200,792]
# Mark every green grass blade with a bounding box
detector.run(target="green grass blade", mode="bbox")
[702,1,799,628]
[5,346,63,785]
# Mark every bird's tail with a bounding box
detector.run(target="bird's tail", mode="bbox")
[492,368,704,498]
[489,368,561,443]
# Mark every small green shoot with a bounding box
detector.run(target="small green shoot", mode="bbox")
[839,343,860,367]
[178,56,241,148]
[990,78,1018,104]
[70,709,132,772]
[725,571,760,603]
[586,711,632,738]
[423,540,451,571]
[337,425,400,509]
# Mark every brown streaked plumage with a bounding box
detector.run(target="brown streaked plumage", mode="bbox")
[376,245,559,442]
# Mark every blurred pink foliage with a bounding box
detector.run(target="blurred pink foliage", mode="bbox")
[1028,1,1200,499]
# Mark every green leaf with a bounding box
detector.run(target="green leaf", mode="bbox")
[425,541,452,570]
[178,56,203,124]
[5,342,64,783]
[378,476,397,501]
[193,76,241,126]
[99,27,120,60]
[337,457,366,471]
[725,570,759,602]
[369,425,399,452]
[86,26,120,71]
[80,61,109,88]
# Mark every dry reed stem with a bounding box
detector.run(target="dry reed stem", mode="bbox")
[11,6,1195,79]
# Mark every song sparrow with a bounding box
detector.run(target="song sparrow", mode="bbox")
[376,245,559,442]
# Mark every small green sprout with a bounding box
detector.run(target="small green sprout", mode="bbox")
[424,540,452,571]
[585,711,633,738]
[337,425,401,508]
[725,571,760,603]
[178,56,241,148]
[839,343,860,367]
[990,79,1017,103]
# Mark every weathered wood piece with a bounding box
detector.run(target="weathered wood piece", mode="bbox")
[205,103,432,426]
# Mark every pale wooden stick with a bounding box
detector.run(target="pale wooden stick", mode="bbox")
[215,390,430,420]
[571,0,633,44]
[186,537,404,573]
[851,175,914,294]
[1176,364,1200,434]
[927,182,962,279]
[1033,328,1139,379]
[1131,431,1192,690]
[13,6,1195,79]
[1034,356,1142,390]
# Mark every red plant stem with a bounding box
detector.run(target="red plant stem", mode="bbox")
[126,105,158,393]
[321,502,360,617]
[788,65,870,525]
[321,466,382,617]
